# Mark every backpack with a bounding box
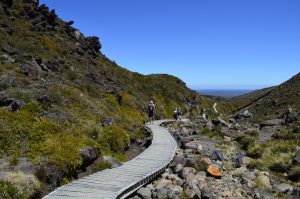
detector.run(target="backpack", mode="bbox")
[177,109,182,115]
[148,104,154,111]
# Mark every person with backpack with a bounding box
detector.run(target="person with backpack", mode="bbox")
[173,108,178,120]
[148,100,155,124]
[177,107,182,121]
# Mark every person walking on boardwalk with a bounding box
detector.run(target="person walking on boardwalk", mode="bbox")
[148,100,155,124]
[173,108,178,120]
[177,107,182,121]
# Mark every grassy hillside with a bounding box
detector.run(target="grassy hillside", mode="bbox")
[248,73,300,117]
[0,1,210,197]
[216,73,299,120]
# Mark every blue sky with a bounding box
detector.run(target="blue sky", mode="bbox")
[40,0,300,89]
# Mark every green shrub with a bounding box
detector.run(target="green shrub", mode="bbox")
[247,143,263,158]
[6,171,40,198]
[194,157,210,171]
[0,180,23,199]
[234,135,255,151]
[99,126,129,153]
[96,160,112,172]
[45,133,84,175]
[272,130,298,140]
[87,128,100,141]
[246,130,259,137]
[66,71,79,81]
[247,159,264,170]
[254,175,272,190]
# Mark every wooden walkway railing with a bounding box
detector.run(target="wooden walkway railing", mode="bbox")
[43,120,177,199]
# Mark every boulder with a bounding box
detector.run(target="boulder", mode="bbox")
[154,179,183,199]
[155,179,172,190]
[157,187,168,199]
[241,109,252,118]
[242,156,253,166]
[79,147,99,171]
[185,140,201,150]
[35,163,63,188]
[260,119,284,127]
[210,150,224,161]
[229,122,242,130]
[167,185,184,199]
[232,166,248,178]
[170,152,186,167]
[0,92,14,107]
[274,183,293,194]
[169,174,184,186]
[293,150,300,165]
[207,165,222,178]
[232,155,243,168]
[181,167,196,179]
[36,94,53,103]
[0,92,25,111]
[185,154,201,166]
[193,171,206,185]
[137,187,151,199]
[10,100,25,111]
[197,144,204,154]
[179,136,194,146]
[45,61,60,72]
[174,164,184,174]
[181,127,189,135]
[102,117,116,127]
[20,64,38,79]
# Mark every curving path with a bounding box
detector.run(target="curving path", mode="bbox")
[43,120,177,199]
[213,102,218,114]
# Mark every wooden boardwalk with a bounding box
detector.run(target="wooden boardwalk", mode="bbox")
[43,120,177,199]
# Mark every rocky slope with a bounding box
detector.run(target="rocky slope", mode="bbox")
[0,1,211,198]
[223,73,300,120]
[129,115,300,199]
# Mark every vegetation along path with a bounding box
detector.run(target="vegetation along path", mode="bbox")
[43,120,177,199]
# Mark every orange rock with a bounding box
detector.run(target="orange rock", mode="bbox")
[207,165,222,178]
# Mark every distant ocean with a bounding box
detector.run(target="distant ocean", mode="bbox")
[197,89,254,98]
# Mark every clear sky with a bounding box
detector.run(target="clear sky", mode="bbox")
[40,0,300,89]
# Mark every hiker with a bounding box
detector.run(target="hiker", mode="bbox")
[177,107,182,121]
[148,100,155,124]
[173,108,178,120]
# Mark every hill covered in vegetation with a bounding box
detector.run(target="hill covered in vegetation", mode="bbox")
[0,1,210,197]
[225,73,300,120]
